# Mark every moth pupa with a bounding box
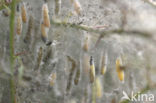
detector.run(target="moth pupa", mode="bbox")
[74,63,80,85]
[41,47,53,70]
[73,0,82,15]
[41,22,51,46]
[49,72,57,86]
[100,52,108,75]
[55,0,61,16]
[21,2,27,23]
[35,47,43,70]
[89,56,95,83]
[83,35,89,52]
[2,8,10,17]
[116,57,124,82]
[27,15,34,34]
[95,77,103,98]
[66,56,76,93]
[42,3,50,27]
[16,14,22,35]
[41,22,48,43]
[16,5,22,35]
[24,15,34,43]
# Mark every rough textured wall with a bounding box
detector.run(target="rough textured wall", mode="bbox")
[0,0,156,103]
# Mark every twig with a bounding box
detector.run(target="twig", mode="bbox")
[9,0,16,103]
[10,0,16,75]
[95,29,153,46]
[51,19,152,39]
[51,19,103,34]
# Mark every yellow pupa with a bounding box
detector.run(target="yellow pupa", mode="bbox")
[21,3,27,23]
[89,56,95,83]
[42,3,50,27]
[101,65,107,75]
[95,77,103,98]
[116,57,124,82]
[100,53,108,75]
[16,14,22,35]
